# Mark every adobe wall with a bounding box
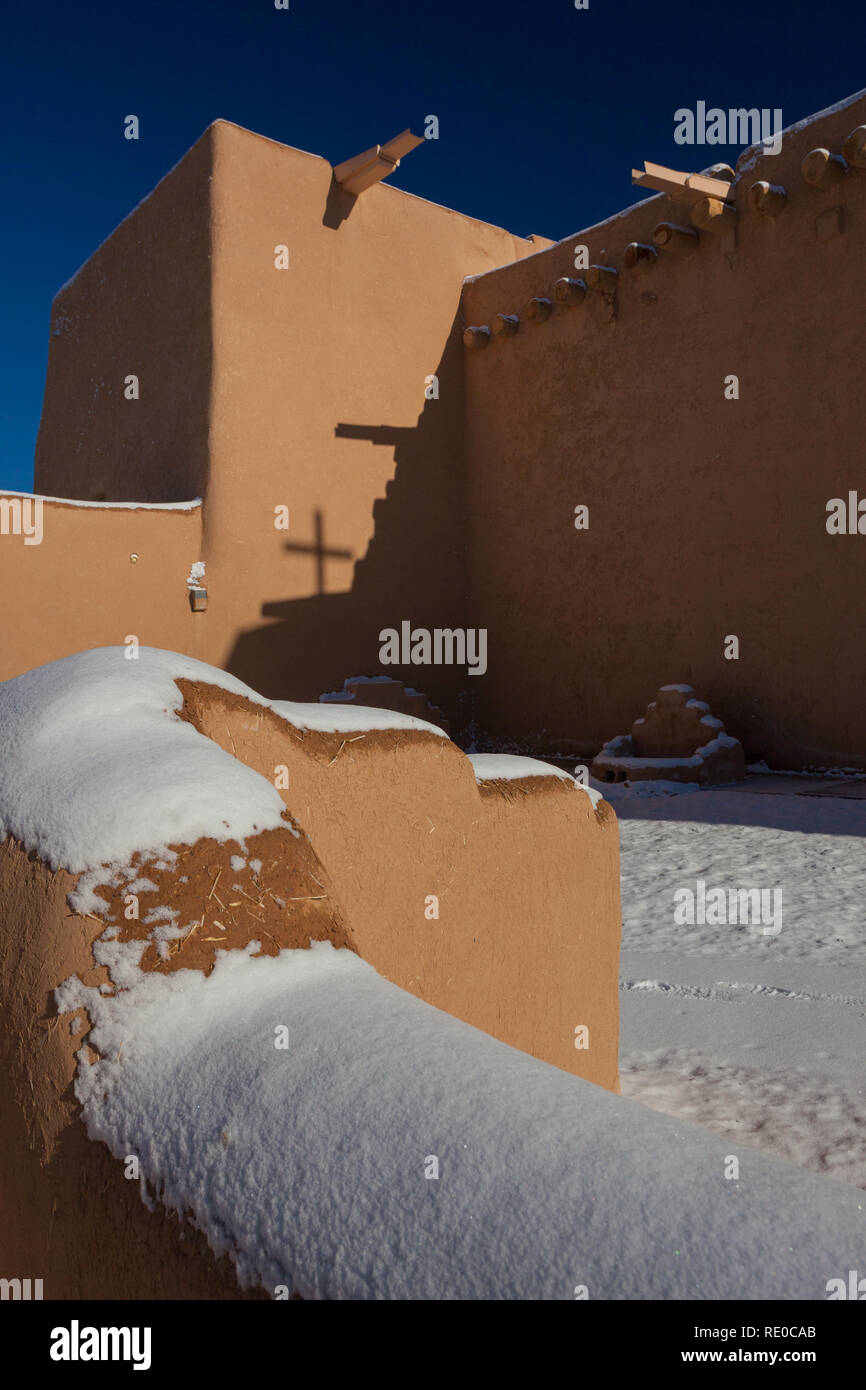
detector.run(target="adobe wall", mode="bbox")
[178,678,621,1090]
[462,94,866,768]
[29,120,540,716]
[204,121,539,710]
[34,129,214,505]
[0,500,203,680]
[0,670,620,1296]
[0,838,263,1299]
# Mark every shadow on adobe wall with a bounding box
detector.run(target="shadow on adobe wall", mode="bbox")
[224,306,859,777]
[225,315,478,736]
[321,174,358,230]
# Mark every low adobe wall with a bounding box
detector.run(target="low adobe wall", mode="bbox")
[0,498,203,680]
[462,93,866,768]
[0,668,619,1297]
[178,679,621,1088]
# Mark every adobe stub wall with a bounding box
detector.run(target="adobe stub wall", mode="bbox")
[179,680,622,1093]
[462,96,866,769]
[0,501,203,680]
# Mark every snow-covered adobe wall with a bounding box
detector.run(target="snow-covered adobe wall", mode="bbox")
[4,652,864,1301]
[462,91,866,770]
[0,650,620,1297]
[26,120,541,711]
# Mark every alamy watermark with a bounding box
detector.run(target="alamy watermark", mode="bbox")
[0,495,43,545]
[674,102,783,156]
[50,1320,152,1370]
[674,879,782,936]
[0,1277,43,1299]
[379,622,487,676]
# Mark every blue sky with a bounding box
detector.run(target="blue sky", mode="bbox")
[2,0,863,493]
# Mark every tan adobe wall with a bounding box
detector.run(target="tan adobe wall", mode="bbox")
[178,678,621,1090]
[34,129,215,505]
[203,121,539,710]
[462,95,866,768]
[27,120,540,717]
[0,675,620,1297]
[0,499,204,680]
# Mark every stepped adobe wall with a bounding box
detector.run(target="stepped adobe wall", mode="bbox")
[0,666,619,1296]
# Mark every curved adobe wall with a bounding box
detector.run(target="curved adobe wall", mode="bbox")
[0,672,619,1297]
[0,837,273,1298]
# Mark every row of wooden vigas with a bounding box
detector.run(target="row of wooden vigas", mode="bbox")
[463,124,866,350]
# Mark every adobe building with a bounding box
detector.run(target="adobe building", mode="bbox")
[2,89,866,768]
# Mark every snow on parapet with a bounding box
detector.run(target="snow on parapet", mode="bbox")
[469,753,602,807]
[0,647,448,876]
[466,87,866,288]
[737,85,866,173]
[0,648,286,874]
[269,698,446,737]
[0,489,202,511]
[55,939,866,1299]
[462,193,661,285]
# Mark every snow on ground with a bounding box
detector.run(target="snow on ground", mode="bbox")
[607,783,866,1189]
[56,940,866,1301]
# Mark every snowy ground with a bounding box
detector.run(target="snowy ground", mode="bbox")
[607,781,866,1189]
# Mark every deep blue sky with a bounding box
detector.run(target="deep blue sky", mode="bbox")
[2,0,863,493]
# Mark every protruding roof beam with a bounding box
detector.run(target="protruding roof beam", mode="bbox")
[334,129,424,196]
[632,160,735,205]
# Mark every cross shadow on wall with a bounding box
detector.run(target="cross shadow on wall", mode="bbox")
[225,315,474,730]
[282,508,353,595]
